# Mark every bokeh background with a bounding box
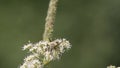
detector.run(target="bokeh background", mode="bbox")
[0,0,120,68]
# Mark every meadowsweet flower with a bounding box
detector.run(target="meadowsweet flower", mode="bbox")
[20,38,71,68]
[20,0,72,68]
[107,65,120,68]
[20,54,43,68]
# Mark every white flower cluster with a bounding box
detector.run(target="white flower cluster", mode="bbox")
[20,39,71,68]
[107,66,120,68]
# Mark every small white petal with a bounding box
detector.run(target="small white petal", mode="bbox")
[23,43,33,50]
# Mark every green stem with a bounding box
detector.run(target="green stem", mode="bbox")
[43,0,59,41]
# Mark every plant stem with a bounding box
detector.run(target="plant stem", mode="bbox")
[43,0,59,41]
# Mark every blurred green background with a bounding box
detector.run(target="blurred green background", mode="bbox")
[0,0,120,68]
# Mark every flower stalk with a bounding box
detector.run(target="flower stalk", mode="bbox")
[20,0,72,68]
[43,0,59,41]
